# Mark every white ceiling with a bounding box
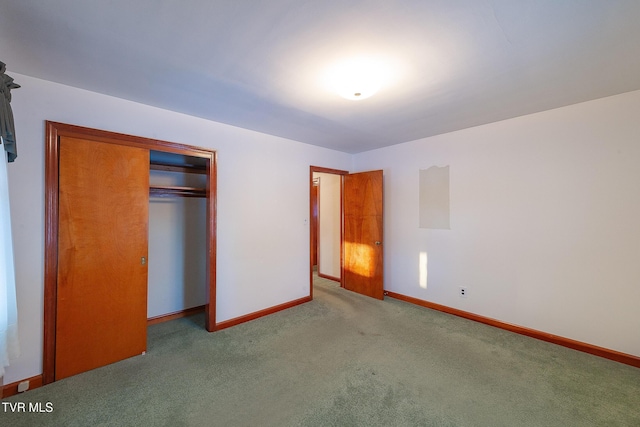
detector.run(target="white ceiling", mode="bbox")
[2,0,640,153]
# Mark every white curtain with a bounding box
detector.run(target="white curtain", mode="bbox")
[1,145,19,378]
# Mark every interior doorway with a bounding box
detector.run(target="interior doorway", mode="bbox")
[309,166,348,296]
[313,173,341,281]
[309,166,385,300]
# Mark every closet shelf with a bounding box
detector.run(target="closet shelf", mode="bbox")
[150,162,206,174]
[149,185,206,198]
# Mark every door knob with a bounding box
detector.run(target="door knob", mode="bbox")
[375,241,382,246]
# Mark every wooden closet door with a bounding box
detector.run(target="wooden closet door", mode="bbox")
[56,136,149,380]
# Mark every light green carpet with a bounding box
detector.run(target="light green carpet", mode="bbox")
[3,276,639,426]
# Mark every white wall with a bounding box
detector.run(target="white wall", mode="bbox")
[315,172,341,279]
[3,73,351,384]
[353,89,640,358]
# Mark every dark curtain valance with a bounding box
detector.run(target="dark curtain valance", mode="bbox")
[1,61,20,162]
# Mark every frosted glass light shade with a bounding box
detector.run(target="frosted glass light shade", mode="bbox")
[323,57,388,100]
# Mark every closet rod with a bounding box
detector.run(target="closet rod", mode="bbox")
[149,185,206,198]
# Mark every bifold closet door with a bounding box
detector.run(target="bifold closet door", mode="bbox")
[55,136,149,380]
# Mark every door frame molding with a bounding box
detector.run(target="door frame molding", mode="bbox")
[43,121,218,384]
[309,166,348,298]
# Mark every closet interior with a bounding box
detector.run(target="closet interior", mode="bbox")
[148,150,207,321]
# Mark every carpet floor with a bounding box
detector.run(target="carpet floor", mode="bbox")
[3,275,640,426]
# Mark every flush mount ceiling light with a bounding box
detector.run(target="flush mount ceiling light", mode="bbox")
[322,57,393,101]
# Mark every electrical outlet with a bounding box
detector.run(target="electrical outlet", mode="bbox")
[459,287,467,297]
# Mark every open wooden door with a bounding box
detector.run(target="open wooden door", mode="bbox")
[342,170,384,300]
[55,136,149,380]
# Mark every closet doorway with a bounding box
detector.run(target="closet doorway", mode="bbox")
[43,122,217,384]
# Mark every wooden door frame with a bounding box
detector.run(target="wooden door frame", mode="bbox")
[309,166,348,298]
[43,121,217,385]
